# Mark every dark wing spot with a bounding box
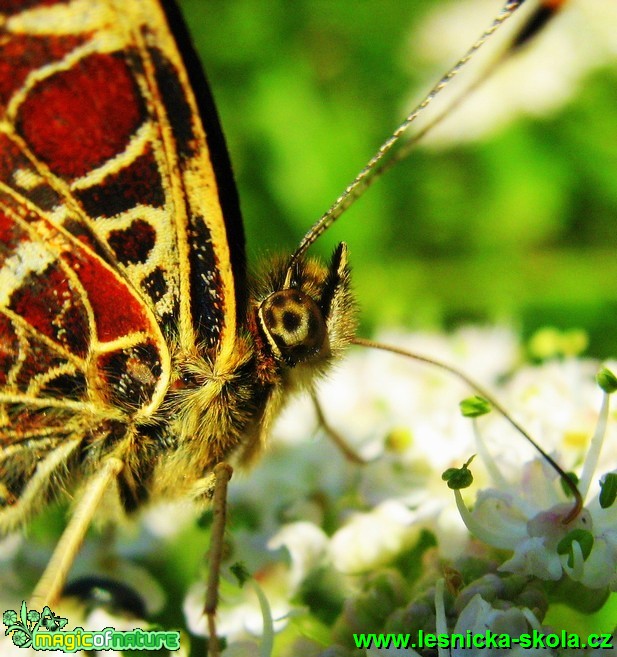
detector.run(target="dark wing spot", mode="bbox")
[40,371,87,400]
[141,267,168,302]
[108,219,156,265]
[76,147,164,218]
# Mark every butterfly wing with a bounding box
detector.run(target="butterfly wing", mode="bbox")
[0,0,244,525]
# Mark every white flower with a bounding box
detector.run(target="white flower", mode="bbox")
[267,521,329,589]
[329,500,422,573]
[288,327,519,556]
[184,564,289,642]
[247,328,539,589]
[184,521,327,642]
[451,593,556,657]
[454,375,617,591]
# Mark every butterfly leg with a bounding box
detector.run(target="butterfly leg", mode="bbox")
[29,456,124,609]
[311,391,367,464]
[204,462,233,657]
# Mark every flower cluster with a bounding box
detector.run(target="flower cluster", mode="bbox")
[178,327,617,655]
[2,327,616,656]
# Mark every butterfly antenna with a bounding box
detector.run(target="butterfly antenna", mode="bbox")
[352,336,583,522]
[382,0,568,178]
[289,0,567,268]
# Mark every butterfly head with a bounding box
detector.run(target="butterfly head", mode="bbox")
[253,242,356,372]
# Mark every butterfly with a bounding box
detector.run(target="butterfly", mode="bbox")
[0,0,356,630]
[0,0,603,651]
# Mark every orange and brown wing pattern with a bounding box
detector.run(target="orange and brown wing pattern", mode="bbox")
[0,0,244,523]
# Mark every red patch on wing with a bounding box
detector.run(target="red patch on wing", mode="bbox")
[0,208,20,248]
[0,33,86,110]
[61,247,152,342]
[16,52,145,179]
[9,262,91,357]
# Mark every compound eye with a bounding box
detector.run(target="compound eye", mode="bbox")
[258,289,327,365]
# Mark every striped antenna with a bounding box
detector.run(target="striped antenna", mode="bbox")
[289,0,567,268]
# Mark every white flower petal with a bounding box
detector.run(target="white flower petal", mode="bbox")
[329,501,420,573]
[267,521,329,589]
[499,536,563,581]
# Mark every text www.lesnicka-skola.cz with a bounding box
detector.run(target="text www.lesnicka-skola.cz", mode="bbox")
[353,630,615,651]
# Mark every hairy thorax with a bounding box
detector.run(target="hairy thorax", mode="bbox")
[137,246,356,508]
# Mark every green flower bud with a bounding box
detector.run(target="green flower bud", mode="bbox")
[596,368,617,393]
[442,455,475,489]
[460,395,491,417]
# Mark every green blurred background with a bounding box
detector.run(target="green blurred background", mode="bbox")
[177,0,617,358]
